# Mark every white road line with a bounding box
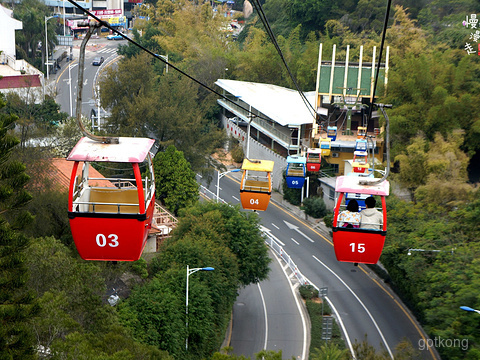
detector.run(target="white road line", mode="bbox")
[257,283,268,351]
[284,221,315,243]
[324,295,355,359]
[232,195,240,202]
[291,238,300,245]
[275,253,308,360]
[312,255,394,359]
[272,223,279,229]
[260,226,285,246]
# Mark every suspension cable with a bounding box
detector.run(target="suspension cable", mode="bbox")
[66,0,277,124]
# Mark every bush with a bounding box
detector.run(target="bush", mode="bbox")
[299,285,319,300]
[323,212,334,228]
[229,138,244,163]
[282,174,302,205]
[303,197,328,218]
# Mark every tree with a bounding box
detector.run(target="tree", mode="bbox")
[311,343,349,360]
[172,202,271,286]
[153,145,199,215]
[394,135,428,196]
[13,0,57,70]
[0,94,37,359]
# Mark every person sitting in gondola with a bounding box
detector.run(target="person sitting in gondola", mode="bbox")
[360,196,383,230]
[337,199,361,228]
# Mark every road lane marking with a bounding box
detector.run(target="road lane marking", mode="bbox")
[257,283,268,351]
[358,266,438,360]
[272,223,279,229]
[312,255,394,359]
[224,175,437,358]
[260,226,285,246]
[324,295,354,358]
[232,195,240,202]
[290,238,299,245]
[273,252,308,360]
[284,221,314,243]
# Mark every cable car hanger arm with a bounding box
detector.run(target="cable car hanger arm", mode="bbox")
[359,103,391,186]
[75,20,119,144]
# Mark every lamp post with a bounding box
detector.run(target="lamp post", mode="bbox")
[186,265,214,351]
[407,248,441,256]
[216,169,241,203]
[45,15,59,80]
[460,306,480,315]
[407,248,455,256]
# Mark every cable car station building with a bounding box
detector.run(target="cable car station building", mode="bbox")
[215,44,389,193]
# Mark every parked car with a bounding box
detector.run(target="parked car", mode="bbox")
[107,34,123,40]
[92,57,104,66]
[229,116,248,126]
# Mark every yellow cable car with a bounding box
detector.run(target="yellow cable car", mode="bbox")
[320,138,332,157]
[240,159,274,211]
[357,126,367,139]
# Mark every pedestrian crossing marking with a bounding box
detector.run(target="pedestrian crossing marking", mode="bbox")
[98,48,117,54]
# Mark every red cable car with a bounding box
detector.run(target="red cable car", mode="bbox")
[332,175,389,264]
[67,137,156,261]
[306,148,322,172]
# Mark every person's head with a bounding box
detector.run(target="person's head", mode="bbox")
[346,199,359,212]
[365,196,376,209]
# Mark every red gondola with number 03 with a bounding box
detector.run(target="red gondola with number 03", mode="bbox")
[67,137,156,261]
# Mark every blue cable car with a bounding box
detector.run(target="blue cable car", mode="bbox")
[286,155,306,189]
[355,139,368,152]
[327,126,337,141]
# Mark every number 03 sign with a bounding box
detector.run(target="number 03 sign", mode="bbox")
[96,234,119,247]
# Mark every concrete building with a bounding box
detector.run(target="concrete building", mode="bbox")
[0,4,45,102]
[215,44,389,207]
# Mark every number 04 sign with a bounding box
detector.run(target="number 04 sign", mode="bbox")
[96,234,119,248]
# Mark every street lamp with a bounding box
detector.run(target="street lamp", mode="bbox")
[45,14,59,80]
[407,248,441,256]
[186,265,214,351]
[460,306,480,315]
[407,248,455,256]
[216,168,241,203]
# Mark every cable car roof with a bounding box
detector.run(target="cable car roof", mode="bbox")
[287,155,306,164]
[67,137,155,163]
[241,159,275,172]
[335,175,389,196]
[307,148,322,154]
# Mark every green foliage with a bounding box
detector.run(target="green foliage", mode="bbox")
[380,191,480,359]
[311,343,349,360]
[0,95,37,359]
[306,299,346,356]
[169,202,271,286]
[153,145,199,215]
[129,258,149,279]
[303,196,328,218]
[299,284,319,300]
[123,202,270,359]
[23,187,72,246]
[229,137,244,163]
[282,173,302,206]
[323,212,334,229]
[13,0,53,69]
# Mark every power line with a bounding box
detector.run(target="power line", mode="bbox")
[366,0,392,129]
[250,0,318,121]
[65,0,274,124]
